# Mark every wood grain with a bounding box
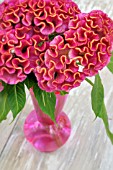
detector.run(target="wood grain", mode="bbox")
[0,0,113,170]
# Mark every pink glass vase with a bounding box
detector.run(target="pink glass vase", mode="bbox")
[24,89,71,152]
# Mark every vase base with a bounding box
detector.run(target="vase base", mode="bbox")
[24,110,71,152]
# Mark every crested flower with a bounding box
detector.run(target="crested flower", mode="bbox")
[0,0,113,91]
[34,35,85,92]
[34,10,113,92]
[0,0,81,85]
[67,10,113,76]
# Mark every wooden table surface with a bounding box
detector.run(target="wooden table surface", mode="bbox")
[0,0,113,170]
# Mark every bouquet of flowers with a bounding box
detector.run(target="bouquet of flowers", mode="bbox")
[0,0,113,144]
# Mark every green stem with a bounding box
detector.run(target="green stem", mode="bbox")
[85,78,94,87]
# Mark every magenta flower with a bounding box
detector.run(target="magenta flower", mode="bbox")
[0,29,32,84]
[34,10,113,92]
[0,0,81,85]
[67,10,113,76]
[0,0,113,92]
[34,35,85,92]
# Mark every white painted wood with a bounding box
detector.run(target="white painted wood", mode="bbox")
[0,112,18,154]
[0,1,113,170]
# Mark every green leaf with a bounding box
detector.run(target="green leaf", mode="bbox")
[25,75,56,121]
[91,74,104,117]
[60,91,69,96]
[107,53,113,73]
[24,74,37,89]
[33,84,56,121]
[7,82,26,119]
[24,77,34,89]
[91,74,113,144]
[0,86,10,122]
[99,102,113,144]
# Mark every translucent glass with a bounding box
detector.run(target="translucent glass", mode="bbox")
[24,89,71,152]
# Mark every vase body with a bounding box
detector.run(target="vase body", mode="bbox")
[24,89,71,152]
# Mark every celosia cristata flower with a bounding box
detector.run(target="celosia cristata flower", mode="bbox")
[67,10,113,76]
[0,0,81,84]
[34,35,85,92]
[0,0,113,92]
[34,10,113,92]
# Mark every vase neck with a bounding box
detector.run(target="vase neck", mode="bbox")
[30,88,68,124]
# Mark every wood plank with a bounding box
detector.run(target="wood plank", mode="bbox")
[0,113,19,154]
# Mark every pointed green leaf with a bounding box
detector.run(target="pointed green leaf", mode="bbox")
[91,74,104,117]
[24,75,36,89]
[107,53,113,74]
[7,82,26,118]
[91,74,113,144]
[33,84,56,121]
[0,85,10,122]
[99,102,113,144]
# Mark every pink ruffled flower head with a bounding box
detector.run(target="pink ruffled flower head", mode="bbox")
[67,10,113,77]
[0,28,33,84]
[34,10,113,92]
[34,35,85,92]
[0,0,81,85]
